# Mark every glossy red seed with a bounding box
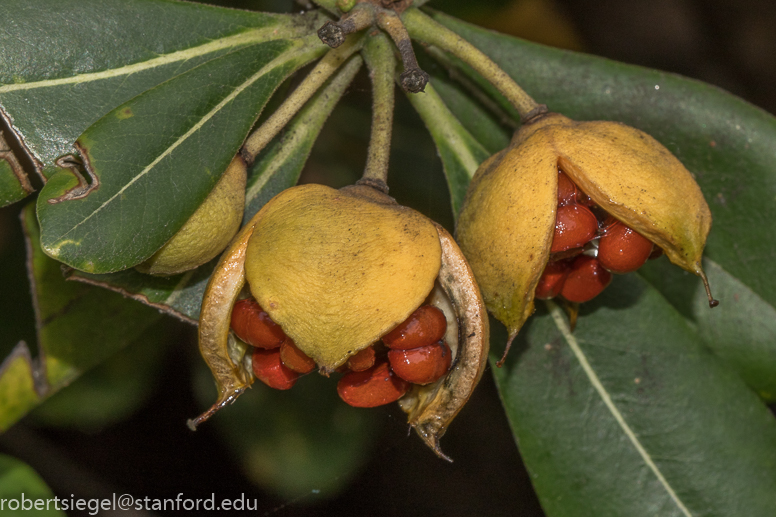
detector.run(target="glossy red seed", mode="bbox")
[347,346,376,372]
[279,338,316,374]
[252,347,298,390]
[337,362,409,408]
[388,341,452,385]
[557,170,578,206]
[560,255,612,303]
[231,298,286,349]
[535,260,572,300]
[383,305,447,350]
[598,220,654,274]
[551,204,598,253]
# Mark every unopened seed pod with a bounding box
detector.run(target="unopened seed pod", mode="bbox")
[190,184,489,459]
[456,112,714,351]
[137,156,247,276]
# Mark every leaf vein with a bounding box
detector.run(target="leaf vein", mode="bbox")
[548,301,693,517]
[53,36,321,243]
[0,25,295,94]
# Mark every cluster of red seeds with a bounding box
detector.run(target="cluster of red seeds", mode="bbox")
[230,299,452,408]
[535,170,660,303]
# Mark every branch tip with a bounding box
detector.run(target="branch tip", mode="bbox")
[318,21,346,48]
[400,68,429,93]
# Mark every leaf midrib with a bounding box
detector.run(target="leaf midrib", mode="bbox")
[48,35,324,247]
[0,23,305,94]
[547,300,694,517]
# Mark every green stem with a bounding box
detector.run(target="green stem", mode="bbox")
[402,8,544,122]
[241,34,364,162]
[358,32,397,191]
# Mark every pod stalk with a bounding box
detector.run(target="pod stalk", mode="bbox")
[360,32,397,188]
[242,34,363,163]
[402,8,540,121]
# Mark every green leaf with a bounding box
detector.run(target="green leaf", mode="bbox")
[0,454,64,516]
[30,320,170,431]
[193,362,379,500]
[63,55,364,319]
[640,257,776,401]
[0,345,40,431]
[37,35,327,274]
[493,274,776,516]
[429,11,776,312]
[0,0,326,178]
[0,133,33,207]
[404,83,490,216]
[0,204,161,431]
[68,265,213,324]
[0,161,27,208]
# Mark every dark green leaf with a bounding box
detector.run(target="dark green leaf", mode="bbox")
[69,265,213,324]
[37,36,327,273]
[193,362,379,499]
[30,320,170,431]
[493,274,776,516]
[0,0,326,177]
[640,257,776,401]
[0,161,27,208]
[0,204,161,431]
[0,454,64,516]
[0,131,33,208]
[0,132,33,207]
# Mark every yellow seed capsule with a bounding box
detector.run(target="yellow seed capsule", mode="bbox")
[456,112,714,353]
[244,184,441,372]
[190,183,489,459]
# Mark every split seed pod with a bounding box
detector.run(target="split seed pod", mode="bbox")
[456,112,714,347]
[190,183,489,459]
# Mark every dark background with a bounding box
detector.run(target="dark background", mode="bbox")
[0,0,774,515]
